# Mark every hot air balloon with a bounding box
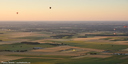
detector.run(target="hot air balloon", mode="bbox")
[124,26,127,28]
[16,12,18,14]
[49,7,51,9]
[113,28,116,31]
[113,33,116,35]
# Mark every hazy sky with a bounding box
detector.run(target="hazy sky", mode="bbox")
[0,0,128,21]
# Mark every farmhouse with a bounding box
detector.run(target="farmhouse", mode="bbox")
[113,51,128,55]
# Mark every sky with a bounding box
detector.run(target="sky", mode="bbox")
[0,0,128,21]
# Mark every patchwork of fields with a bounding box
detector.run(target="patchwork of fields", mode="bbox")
[0,22,128,64]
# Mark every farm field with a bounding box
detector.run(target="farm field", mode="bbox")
[0,21,128,64]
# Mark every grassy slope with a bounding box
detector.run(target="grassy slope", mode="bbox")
[10,55,128,64]
[56,56,128,64]
[50,41,128,50]
[8,54,72,58]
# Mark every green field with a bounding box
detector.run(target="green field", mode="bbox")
[9,55,128,64]
[100,37,128,41]
[49,41,128,50]
[18,36,49,41]
[0,43,55,50]
[8,54,72,58]
[1,31,128,64]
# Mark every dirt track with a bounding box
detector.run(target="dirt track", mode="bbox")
[0,55,24,62]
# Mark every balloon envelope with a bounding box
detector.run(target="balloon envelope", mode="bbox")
[16,12,18,14]
[124,26,127,28]
[49,7,51,9]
